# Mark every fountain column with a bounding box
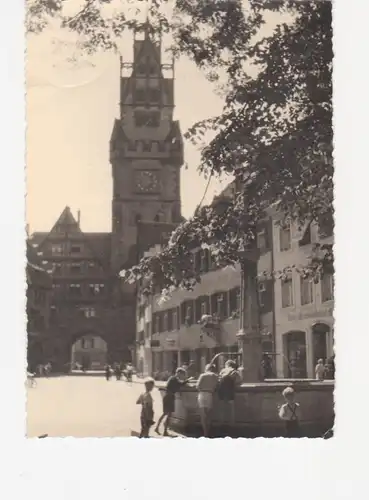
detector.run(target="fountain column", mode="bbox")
[236,259,263,382]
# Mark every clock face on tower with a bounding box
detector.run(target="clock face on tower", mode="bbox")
[134,170,161,193]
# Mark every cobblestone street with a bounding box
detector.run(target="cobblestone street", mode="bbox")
[27,376,163,438]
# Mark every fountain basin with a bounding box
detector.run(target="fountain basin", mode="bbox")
[157,380,334,438]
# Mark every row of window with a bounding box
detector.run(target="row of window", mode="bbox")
[49,244,83,256]
[49,306,97,322]
[152,287,241,334]
[50,262,101,275]
[279,217,333,253]
[134,110,160,127]
[52,283,105,297]
[135,57,158,76]
[133,87,161,104]
[191,221,332,275]
[281,273,334,308]
[125,139,180,153]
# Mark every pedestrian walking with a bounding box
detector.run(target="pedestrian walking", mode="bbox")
[126,362,133,383]
[105,364,111,381]
[196,364,218,437]
[136,377,155,438]
[278,386,301,438]
[155,367,191,436]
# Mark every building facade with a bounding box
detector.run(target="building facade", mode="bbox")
[273,217,334,378]
[26,242,52,370]
[135,188,277,379]
[135,196,334,380]
[27,28,184,370]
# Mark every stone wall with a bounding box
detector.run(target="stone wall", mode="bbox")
[157,380,334,437]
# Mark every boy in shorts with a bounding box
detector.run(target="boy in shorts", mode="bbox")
[278,386,301,438]
[136,377,155,438]
[154,367,190,436]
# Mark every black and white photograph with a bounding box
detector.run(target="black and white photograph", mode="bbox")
[25,0,334,439]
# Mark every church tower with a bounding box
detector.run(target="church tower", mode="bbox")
[110,26,184,271]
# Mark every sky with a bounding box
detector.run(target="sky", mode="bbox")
[26,1,287,234]
[26,27,229,233]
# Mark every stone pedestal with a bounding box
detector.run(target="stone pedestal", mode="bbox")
[237,330,263,382]
[237,260,262,382]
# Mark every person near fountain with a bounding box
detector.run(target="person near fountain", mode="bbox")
[154,367,190,436]
[218,360,242,427]
[187,360,197,379]
[136,378,155,438]
[315,359,325,381]
[278,386,301,438]
[196,364,218,437]
[261,353,273,379]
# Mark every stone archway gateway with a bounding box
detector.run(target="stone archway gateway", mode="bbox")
[70,333,108,370]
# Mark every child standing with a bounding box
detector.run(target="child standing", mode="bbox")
[154,367,191,436]
[136,377,155,438]
[278,386,301,438]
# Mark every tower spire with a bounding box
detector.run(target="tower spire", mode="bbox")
[144,0,152,39]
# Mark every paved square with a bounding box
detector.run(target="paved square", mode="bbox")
[27,376,164,438]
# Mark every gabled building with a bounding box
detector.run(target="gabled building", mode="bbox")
[26,242,52,370]
[27,27,184,370]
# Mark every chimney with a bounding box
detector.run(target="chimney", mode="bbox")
[77,210,81,227]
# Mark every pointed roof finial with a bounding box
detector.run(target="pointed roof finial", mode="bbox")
[144,0,152,39]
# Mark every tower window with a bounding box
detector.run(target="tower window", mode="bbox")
[149,88,160,102]
[142,141,151,152]
[134,111,160,127]
[134,88,146,102]
[136,62,147,74]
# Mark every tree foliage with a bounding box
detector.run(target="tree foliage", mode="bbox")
[27,0,334,291]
